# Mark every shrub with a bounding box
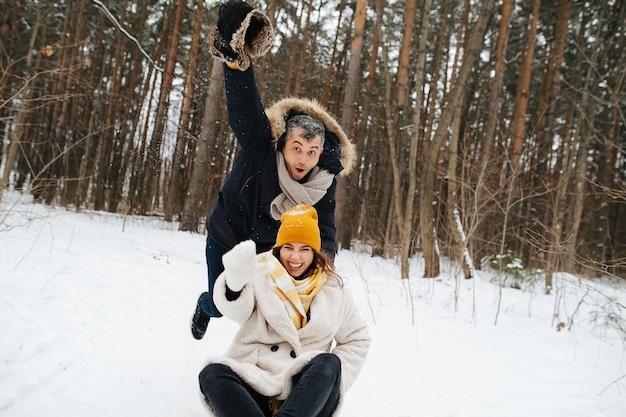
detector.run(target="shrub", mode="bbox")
[486,252,542,290]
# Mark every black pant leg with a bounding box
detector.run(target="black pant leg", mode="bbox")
[277,353,342,417]
[199,363,271,417]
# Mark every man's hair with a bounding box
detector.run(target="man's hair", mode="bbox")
[285,114,325,147]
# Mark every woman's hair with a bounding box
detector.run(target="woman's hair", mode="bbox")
[272,246,343,286]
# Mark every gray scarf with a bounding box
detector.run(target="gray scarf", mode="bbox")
[270,152,334,220]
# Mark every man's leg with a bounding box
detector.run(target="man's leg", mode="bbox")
[277,353,341,417]
[201,235,228,317]
[199,363,271,417]
[191,235,228,339]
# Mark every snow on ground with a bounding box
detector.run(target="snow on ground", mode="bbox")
[1,191,625,416]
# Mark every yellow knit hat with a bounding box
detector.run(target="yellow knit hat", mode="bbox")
[275,204,321,251]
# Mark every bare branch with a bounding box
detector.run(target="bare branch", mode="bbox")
[90,0,164,72]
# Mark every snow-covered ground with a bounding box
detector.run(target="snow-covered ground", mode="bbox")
[1,191,625,416]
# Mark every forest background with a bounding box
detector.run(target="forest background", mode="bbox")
[1,0,625,287]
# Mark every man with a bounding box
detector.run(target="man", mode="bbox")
[191,0,355,340]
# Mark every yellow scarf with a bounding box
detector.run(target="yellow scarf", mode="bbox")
[267,257,326,415]
[268,257,327,329]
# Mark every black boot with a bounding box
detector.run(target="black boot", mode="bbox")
[191,293,211,340]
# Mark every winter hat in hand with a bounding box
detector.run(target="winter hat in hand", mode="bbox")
[275,204,321,251]
[209,0,274,71]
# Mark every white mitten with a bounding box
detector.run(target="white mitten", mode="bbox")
[222,240,274,291]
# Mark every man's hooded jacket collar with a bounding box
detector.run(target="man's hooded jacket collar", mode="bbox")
[265,97,356,177]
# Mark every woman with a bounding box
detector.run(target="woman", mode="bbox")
[198,204,371,417]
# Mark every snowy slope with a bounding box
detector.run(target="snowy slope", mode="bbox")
[1,191,625,417]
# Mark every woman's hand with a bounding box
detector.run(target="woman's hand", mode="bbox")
[222,240,274,291]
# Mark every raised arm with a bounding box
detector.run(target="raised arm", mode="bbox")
[208,0,275,149]
[213,240,274,324]
[223,65,271,149]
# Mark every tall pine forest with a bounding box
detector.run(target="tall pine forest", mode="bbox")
[1,0,625,287]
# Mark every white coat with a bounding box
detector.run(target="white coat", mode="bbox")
[200,252,371,416]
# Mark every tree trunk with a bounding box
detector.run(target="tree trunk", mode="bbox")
[74,5,108,210]
[396,0,432,278]
[139,0,185,214]
[336,0,367,251]
[539,0,572,290]
[601,6,626,275]
[509,0,541,169]
[94,12,127,212]
[165,0,203,222]
[128,28,165,213]
[447,98,472,279]
[383,0,418,277]
[420,0,494,278]
[473,0,513,265]
[128,64,159,212]
[322,0,346,108]
[395,0,417,110]
[180,62,224,232]
[291,0,313,96]
[59,1,87,207]
[355,0,385,247]
[446,0,473,279]
[0,101,27,203]
[563,4,607,274]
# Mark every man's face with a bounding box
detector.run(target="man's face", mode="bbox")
[281,127,323,181]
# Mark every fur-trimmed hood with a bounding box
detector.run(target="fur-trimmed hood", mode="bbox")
[265,97,356,177]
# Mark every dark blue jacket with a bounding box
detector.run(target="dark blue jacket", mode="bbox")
[206,64,355,258]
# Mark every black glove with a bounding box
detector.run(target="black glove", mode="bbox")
[209,0,274,71]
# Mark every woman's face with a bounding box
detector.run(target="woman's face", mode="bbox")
[279,242,315,278]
